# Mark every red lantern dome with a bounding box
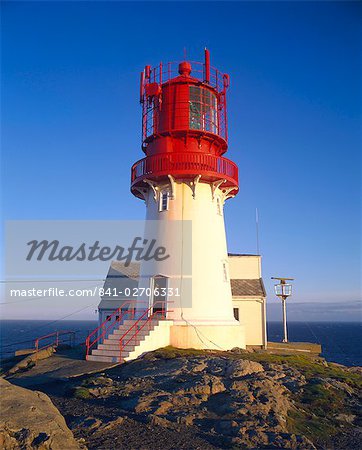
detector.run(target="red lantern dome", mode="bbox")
[131,49,238,199]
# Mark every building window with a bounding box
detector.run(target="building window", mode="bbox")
[216,197,222,215]
[233,308,239,321]
[106,315,119,321]
[189,86,218,134]
[222,261,228,282]
[159,191,169,211]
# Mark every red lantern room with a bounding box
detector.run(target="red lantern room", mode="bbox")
[131,49,239,199]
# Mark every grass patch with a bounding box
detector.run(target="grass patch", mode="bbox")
[288,378,352,446]
[287,409,335,443]
[300,381,345,414]
[145,346,210,360]
[72,387,92,399]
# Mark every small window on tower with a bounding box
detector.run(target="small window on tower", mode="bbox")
[159,191,169,212]
[222,261,228,282]
[216,197,222,216]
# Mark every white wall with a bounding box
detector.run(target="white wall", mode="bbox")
[138,179,240,326]
[125,321,173,361]
[228,255,261,279]
[233,298,266,347]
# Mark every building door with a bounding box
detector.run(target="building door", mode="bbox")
[150,275,168,318]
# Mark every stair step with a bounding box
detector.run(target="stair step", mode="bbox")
[108,330,152,340]
[92,349,131,357]
[120,319,158,326]
[87,354,125,363]
[98,343,137,352]
[112,327,154,336]
[122,319,138,325]
[103,336,144,346]
[111,327,131,334]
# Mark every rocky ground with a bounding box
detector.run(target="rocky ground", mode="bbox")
[2,347,362,449]
[0,378,79,450]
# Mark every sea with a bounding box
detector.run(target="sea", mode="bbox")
[0,320,361,367]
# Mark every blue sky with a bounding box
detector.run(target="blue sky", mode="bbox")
[1,1,361,320]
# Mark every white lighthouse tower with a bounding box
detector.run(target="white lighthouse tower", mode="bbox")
[131,50,245,350]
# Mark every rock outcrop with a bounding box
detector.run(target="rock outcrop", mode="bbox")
[57,350,332,449]
[4,347,361,449]
[0,379,80,450]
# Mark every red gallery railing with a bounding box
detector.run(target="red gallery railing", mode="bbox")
[131,152,239,190]
[85,300,136,359]
[119,301,172,362]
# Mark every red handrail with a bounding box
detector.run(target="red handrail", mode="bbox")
[35,330,75,353]
[118,301,172,362]
[85,300,136,358]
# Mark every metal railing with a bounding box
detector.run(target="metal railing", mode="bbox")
[141,60,228,145]
[119,301,172,362]
[85,300,136,358]
[35,330,76,353]
[149,61,226,95]
[131,152,239,189]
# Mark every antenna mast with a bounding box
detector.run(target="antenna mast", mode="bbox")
[255,207,260,255]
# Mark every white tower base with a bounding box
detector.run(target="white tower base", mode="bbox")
[170,323,245,350]
[136,178,246,350]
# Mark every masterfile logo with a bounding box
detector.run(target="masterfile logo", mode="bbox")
[5,220,192,279]
[4,220,193,310]
[25,237,170,265]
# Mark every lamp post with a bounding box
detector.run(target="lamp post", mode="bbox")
[271,277,294,343]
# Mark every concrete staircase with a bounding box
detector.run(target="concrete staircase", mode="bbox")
[87,319,172,363]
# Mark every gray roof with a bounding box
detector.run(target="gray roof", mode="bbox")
[99,299,127,310]
[109,261,140,279]
[231,278,266,297]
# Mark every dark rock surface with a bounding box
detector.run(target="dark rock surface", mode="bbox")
[4,347,362,449]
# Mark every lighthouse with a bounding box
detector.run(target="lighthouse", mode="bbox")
[86,50,269,363]
[130,49,245,350]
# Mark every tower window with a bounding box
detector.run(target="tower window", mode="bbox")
[159,191,169,211]
[216,197,222,215]
[222,261,228,282]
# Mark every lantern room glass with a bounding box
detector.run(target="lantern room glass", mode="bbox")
[189,86,218,134]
